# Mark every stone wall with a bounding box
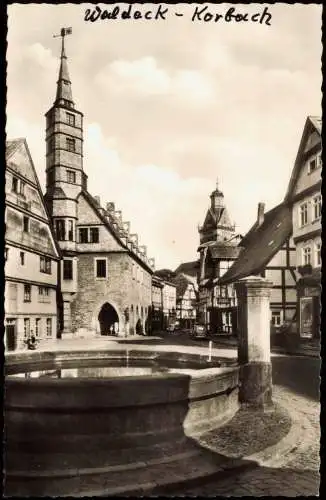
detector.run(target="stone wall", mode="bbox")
[71,252,152,335]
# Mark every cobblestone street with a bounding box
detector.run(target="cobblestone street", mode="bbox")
[169,377,320,496]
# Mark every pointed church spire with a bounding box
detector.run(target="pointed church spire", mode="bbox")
[54,27,74,108]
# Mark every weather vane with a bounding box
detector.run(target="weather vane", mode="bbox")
[53,27,72,39]
[53,27,72,53]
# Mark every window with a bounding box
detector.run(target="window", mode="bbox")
[68,220,74,241]
[24,318,30,338]
[19,180,25,196]
[312,195,321,221]
[299,202,308,227]
[79,227,89,243]
[55,219,66,241]
[63,259,73,280]
[302,246,312,266]
[96,259,107,278]
[35,318,41,338]
[23,216,29,232]
[90,227,99,243]
[79,227,99,244]
[12,176,18,193]
[315,242,321,267]
[308,153,322,173]
[66,137,76,152]
[40,256,52,274]
[20,252,25,265]
[38,286,50,302]
[24,284,31,302]
[66,112,75,126]
[66,169,76,183]
[46,318,52,337]
[271,311,282,327]
[5,247,8,261]
[309,158,318,173]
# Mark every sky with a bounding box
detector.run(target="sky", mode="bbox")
[6,3,322,270]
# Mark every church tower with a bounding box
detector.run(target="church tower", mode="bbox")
[199,178,236,245]
[45,28,86,333]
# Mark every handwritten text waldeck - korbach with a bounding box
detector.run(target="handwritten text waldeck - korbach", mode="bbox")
[84,4,272,26]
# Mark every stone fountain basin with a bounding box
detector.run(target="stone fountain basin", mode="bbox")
[4,349,239,496]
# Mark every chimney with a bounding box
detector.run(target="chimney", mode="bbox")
[149,258,155,270]
[106,202,115,212]
[94,196,101,206]
[257,202,265,226]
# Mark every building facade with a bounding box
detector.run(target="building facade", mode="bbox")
[151,275,164,333]
[173,273,197,329]
[197,181,242,334]
[162,280,177,328]
[44,33,154,338]
[284,116,322,341]
[5,139,61,351]
[220,202,298,335]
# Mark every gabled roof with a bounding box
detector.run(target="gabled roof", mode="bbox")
[80,190,154,274]
[6,138,25,159]
[6,138,61,259]
[219,202,292,285]
[284,115,322,202]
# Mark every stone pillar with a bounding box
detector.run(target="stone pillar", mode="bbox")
[235,276,273,409]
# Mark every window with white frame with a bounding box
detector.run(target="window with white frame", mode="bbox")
[299,202,308,227]
[315,242,321,267]
[40,256,52,274]
[38,286,50,302]
[312,194,321,221]
[95,258,107,279]
[24,284,31,302]
[46,318,52,337]
[271,311,282,327]
[302,246,312,266]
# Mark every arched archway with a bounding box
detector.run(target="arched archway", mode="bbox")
[135,318,143,335]
[98,302,119,335]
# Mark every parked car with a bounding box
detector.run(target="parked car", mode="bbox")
[191,323,208,339]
